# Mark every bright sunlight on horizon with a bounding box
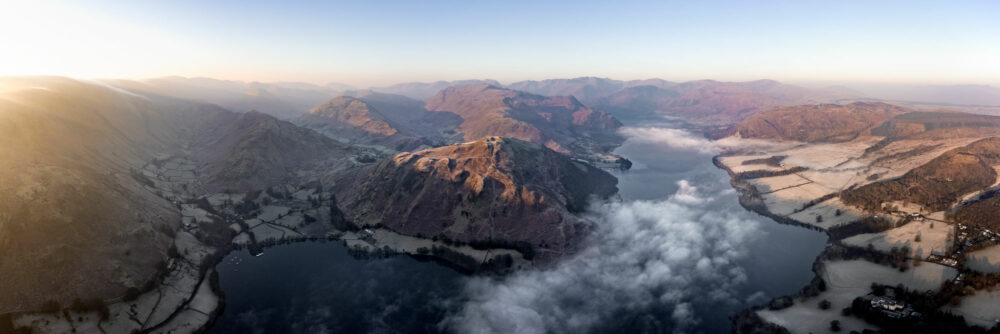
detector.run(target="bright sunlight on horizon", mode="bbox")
[2,0,999,87]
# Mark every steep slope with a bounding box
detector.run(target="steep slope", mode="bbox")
[0,77,360,313]
[194,110,357,192]
[348,90,464,143]
[337,137,618,261]
[728,102,908,142]
[424,84,624,159]
[0,78,185,312]
[954,190,1000,231]
[295,96,431,151]
[298,96,400,135]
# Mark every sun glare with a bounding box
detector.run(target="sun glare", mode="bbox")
[0,1,197,79]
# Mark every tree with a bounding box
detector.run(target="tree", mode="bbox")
[830,320,841,332]
[835,209,842,216]
[816,215,824,223]
[819,299,832,310]
[40,300,61,313]
[123,287,141,302]
[915,233,922,242]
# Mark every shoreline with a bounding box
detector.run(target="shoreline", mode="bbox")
[712,153,836,332]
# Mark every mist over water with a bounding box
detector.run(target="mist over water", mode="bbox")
[444,125,827,333]
[211,124,826,334]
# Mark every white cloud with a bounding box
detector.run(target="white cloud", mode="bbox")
[618,127,727,154]
[444,179,763,334]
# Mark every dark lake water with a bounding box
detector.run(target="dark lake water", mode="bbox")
[210,126,827,333]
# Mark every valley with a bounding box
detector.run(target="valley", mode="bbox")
[4,75,1000,333]
[0,77,629,332]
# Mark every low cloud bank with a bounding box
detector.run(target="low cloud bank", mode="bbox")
[619,127,729,154]
[444,179,762,333]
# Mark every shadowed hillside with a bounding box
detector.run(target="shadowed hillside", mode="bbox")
[336,137,618,261]
[0,77,359,313]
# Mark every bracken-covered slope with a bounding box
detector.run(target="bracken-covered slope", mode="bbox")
[842,137,1000,212]
[424,84,624,157]
[337,137,618,261]
[728,102,908,142]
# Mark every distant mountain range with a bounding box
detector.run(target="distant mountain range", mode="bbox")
[104,76,1000,130]
[849,83,1000,106]
[6,74,1000,329]
[105,76,354,119]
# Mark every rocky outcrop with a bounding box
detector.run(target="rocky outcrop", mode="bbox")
[337,137,618,261]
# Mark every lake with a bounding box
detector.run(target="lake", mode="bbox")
[210,126,827,333]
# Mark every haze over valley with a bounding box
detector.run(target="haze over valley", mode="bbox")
[2,1,1000,333]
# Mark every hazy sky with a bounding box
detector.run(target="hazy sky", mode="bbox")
[2,0,998,86]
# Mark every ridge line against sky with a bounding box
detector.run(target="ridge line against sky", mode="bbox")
[1,0,998,87]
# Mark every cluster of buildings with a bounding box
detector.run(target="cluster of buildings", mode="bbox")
[869,296,919,319]
[957,223,998,248]
[927,252,959,267]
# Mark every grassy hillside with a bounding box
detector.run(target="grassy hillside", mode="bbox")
[730,102,907,142]
[842,137,1000,212]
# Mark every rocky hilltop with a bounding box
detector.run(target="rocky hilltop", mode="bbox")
[337,137,619,261]
[425,84,625,163]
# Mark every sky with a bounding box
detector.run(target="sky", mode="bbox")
[1,0,998,87]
